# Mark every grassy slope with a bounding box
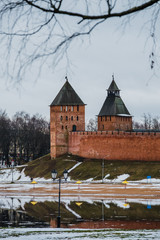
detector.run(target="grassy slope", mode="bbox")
[22,154,79,179]
[70,159,160,181]
[20,154,160,181]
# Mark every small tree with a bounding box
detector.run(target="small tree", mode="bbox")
[152,116,160,130]
[133,114,160,131]
[143,113,152,130]
[86,118,97,131]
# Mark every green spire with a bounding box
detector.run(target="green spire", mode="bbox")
[107,74,120,92]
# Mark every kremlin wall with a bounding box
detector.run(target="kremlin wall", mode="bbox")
[68,131,160,161]
[50,77,160,161]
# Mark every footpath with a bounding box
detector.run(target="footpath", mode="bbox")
[0,182,160,199]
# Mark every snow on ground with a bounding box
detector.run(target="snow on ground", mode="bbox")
[0,168,51,183]
[68,162,82,173]
[86,178,94,182]
[0,228,160,240]
[132,178,160,184]
[1,163,160,184]
[113,174,130,182]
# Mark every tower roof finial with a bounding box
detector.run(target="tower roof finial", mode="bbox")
[65,76,68,82]
[107,75,120,92]
[112,73,114,81]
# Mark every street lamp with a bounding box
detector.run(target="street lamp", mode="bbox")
[51,169,57,180]
[63,169,68,182]
[51,169,68,228]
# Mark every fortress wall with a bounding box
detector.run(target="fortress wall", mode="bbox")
[68,131,160,161]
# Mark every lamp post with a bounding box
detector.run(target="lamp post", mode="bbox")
[11,160,14,183]
[51,169,68,228]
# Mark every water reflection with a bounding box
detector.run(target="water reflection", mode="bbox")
[0,197,160,229]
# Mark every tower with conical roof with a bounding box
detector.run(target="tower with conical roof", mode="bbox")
[98,76,132,131]
[50,77,85,158]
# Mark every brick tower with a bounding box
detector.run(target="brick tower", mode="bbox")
[98,76,132,131]
[50,77,85,158]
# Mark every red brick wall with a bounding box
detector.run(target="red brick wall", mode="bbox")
[68,220,160,229]
[69,131,160,161]
[98,116,132,131]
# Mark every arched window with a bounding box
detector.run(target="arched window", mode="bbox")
[66,106,68,111]
[66,116,68,121]
[60,106,62,111]
[60,116,63,121]
[71,116,73,121]
[62,125,64,130]
[77,116,79,121]
[71,106,74,111]
[65,126,67,129]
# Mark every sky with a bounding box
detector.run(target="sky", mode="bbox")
[0,10,160,124]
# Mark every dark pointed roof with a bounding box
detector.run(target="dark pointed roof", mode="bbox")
[50,78,85,106]
[98,95,130,116]
[108,79,120,91]
[98,78,131,116]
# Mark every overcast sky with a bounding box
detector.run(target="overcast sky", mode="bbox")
[0,13,160,124]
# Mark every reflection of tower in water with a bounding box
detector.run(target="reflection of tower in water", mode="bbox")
[0,197,43,227]
[9,197,23,226]
[10,197,15,224]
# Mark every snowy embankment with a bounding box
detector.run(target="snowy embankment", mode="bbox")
[0,168,50,183]
[0,162,160,184]
[0,228,160,240]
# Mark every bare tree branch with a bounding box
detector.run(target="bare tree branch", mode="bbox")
[0,0,159,83]
[23,0,160,20]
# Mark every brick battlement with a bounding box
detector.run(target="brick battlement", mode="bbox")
[69,130,160,137]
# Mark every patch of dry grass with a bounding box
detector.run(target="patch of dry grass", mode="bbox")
[18,154,160,180]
